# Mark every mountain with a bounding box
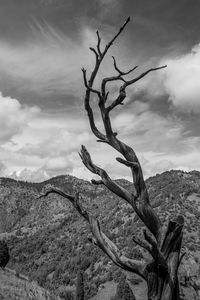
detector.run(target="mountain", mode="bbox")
[0,170,200,299]
[0,267,61,300]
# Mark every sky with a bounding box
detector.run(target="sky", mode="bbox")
[0,0,200,182]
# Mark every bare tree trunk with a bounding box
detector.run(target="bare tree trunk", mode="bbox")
[144,216,183,300]
[39,18,185,300]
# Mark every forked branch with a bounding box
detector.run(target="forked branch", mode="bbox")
[82,18,166,243]
[112,56,138,76]
[79,145,136,208]
[38,186,145,279]
[83,17,131,141]
[39,187,89,221]
[38,17,184,299]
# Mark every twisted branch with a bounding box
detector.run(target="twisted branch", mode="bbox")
[112,56,138,76]
[38,186,145,279]
[83,17,131,142]
[81,18,165,242]
[79,145,136,208]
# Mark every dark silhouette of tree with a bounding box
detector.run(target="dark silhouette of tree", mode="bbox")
[75,270,84,300]
[39,18,185,300]
[0,240,10,269]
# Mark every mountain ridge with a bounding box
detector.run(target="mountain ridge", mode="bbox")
[0,169,199,299]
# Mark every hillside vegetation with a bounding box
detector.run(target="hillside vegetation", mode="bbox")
[0,170,199,299]
[0,268,60,300]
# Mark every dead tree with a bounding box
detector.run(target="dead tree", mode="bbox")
[40,18,185,300]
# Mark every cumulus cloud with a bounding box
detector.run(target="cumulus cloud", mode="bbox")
[0,27,200,182]
[1,1,200,183]
[44,156,73,173]
[0,92,40,143]
[11,156,74,182]
[108,106,200,178]
[13,109,91,158]
[19,128,91,158]
[0,79,199,182]
[9,156,73,183]
[1,110,93,181]
[162,44,200,113]
[10,168,49,182]
[124,43,200,114]
[3,102,200,182]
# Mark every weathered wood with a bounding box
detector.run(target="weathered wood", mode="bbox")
[80,18,183,299]
[39,18,184,300]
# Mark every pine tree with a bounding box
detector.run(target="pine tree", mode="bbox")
[75,270,84,300]
[0,240,9,269]
[114,277,135,300]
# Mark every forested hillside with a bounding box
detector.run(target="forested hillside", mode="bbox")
[0,170,199,299]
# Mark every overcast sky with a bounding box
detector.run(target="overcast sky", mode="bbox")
[0,0,200,182]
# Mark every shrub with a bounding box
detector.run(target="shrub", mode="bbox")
[75,270,84,300]
[59,290,74,300]
[112,276,136,300]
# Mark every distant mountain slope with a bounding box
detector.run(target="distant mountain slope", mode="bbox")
[0,170,199,299]
[0,268,60,300]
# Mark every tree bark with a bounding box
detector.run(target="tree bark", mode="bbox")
[144,216,184,300]
[39,18,185,300]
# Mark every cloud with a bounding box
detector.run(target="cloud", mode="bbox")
[95,0,120,20]
[162,44,200,113]
[122,42,200,115]
[10,168,49,182]
[44,156,73,173]
[112,104,185,154]
[1,1,200,183]
[109,105,200,178]
[0,22,97,98]
[0,110,93,181]
[3,100,200,182]
[141,157,176,178]
[0,161,8,176]
[17,114,91,158]
[0,92,39,143]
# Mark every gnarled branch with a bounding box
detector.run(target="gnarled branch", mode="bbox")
[38,186,145,279]
[83,17,131,142]
[112,56,138,76]
[79,145,136,208]
[81,18,165,243]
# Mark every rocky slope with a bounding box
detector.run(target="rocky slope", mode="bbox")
[0,268,60,300]
[0,170,200,299]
